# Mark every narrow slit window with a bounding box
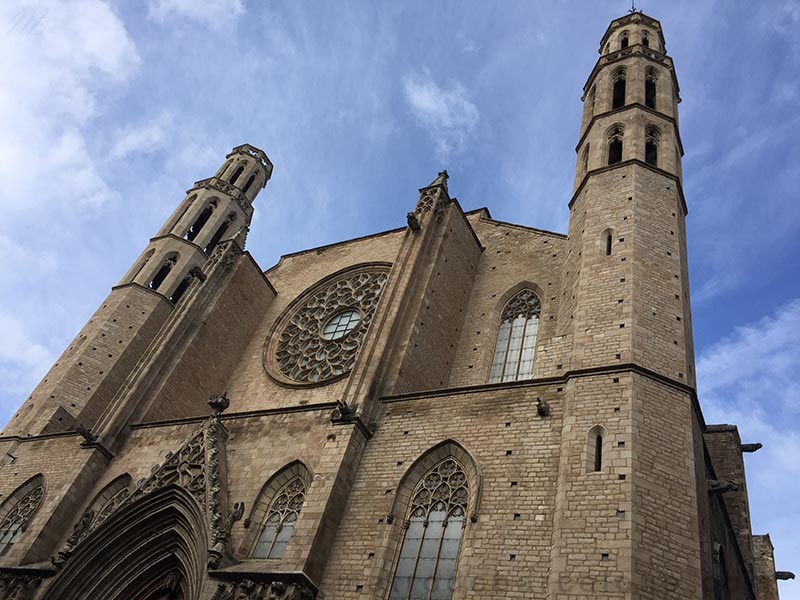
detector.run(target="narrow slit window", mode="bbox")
[606,234,613,256]
[642,33,650,47]
[645,126,660,167]
[242,174,257,195]
[581,144,590,176]
[169,277,192,305]
[594,435,603,471]
[620,34,629,49]
[489,289,541,383]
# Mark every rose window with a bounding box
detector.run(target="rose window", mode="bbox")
[267,266,390,385]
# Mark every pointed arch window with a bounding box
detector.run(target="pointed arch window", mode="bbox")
[204,213,236,255]
[242,174,257,195]
[581,143,590,176]
[620,32,629,49]
[608,125,624,165]
[645,67,658,109]
[252,476,305,559]
[0,476,44,557]
[641,31,650,48]
[612,68,627,109]
[149,254,178,291]
[489,289,541,383]
[389,458,469,600]
[185,200,217,242]
[645,125,660,166]
[229,164,244,185]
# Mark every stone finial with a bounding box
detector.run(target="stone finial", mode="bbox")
[427,170,449,190]
[208,392,230,416]
[741,442,763,453]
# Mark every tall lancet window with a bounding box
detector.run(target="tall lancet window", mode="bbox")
[489,289,541,383]
[389,458,469,600]
[252,476,305,559]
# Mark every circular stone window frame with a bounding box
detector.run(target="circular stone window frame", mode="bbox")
[319,308,363,342]
[263,262,392,388]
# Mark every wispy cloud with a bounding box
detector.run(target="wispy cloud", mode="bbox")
[109,112,172,160]
[697,299,800,576]
[403,70,480,160]
[0,312,55,409]
[147,0,244,31]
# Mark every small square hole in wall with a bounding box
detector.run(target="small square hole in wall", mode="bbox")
[378,518,384,524]
[505,422,512,428]
[556,364,563,369]
[385,489,393,495]
[613,406,620,413]
[615,353,621,359]
[619,323,625,328]
[356,585,364,592]
[613,378,619,383]
[368,553,375,560]
[618,474,626,481]
[509,554,517,561]
[403,431,409,436]
[506,450,513,456]
[511,481,518,488]
[616,510,626,518]
[397,461,403,466]
[618,441,625,448]
[620,278,626,282]
[601,553,610,562]
[557,387,563,392]
[513,513,521,521]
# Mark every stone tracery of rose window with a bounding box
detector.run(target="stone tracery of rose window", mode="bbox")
[268,266,390,385]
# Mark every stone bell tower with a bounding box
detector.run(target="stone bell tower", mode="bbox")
[3,144,273,438]
[550,12,705,600]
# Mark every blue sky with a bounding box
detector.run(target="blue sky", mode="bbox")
[1,0,798,593]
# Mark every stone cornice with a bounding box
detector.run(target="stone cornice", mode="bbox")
[575,102,685,157]
[582,43,681,102]
[598,12,667,59]
[186,176,254,217]
[569,159,688,216]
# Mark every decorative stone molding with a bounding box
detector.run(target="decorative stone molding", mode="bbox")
[0,571,41,600]
[211,579,314,600]
[207,240,241,275]
[53,395,243,571]
[266,265,390,386]
[191,177,254,216]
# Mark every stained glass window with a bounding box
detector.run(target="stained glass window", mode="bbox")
[0,481,44,558]
[321,310,361,341]
[252,476,305,559]
[389,458,469,600]
[489,289,541,383]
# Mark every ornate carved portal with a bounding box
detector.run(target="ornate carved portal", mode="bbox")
[268,266,390,385]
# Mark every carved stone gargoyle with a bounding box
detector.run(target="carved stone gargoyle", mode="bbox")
[536,398,550,417]
[331,399,356,423]
[776,571,796,580]
[741,443,763,453]
[709,479,739,493]
[406,211,421,233]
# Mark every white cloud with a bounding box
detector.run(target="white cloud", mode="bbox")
[0,0,140,215]
[0,312,55,407]
[109,112,172,160]
[147,0,244,31]
[697,300,800,576]
[403,70,480,160]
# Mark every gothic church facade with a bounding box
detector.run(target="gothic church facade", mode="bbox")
[0,11,788,600]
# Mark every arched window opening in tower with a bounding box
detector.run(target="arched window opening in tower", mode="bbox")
[620,33,629,49]
[581,144,590,176]
[489,289,540,383]
[185,201,216,242]
[132,248,155,282]
[642,31,650,47]
[229,164,244,185]
[169,277,192,305]
[595,435,603,471]
[389,457,469,600]
[149,255,177,291]
[242,174,257,195]
[205,214,236,255]
[612,68,626,109]
[645,126,660,167]
[606,234,613,256]
[607,126,624,165]
[645,68,657,109]
[252,476,305,559]
[0,476,44,558]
